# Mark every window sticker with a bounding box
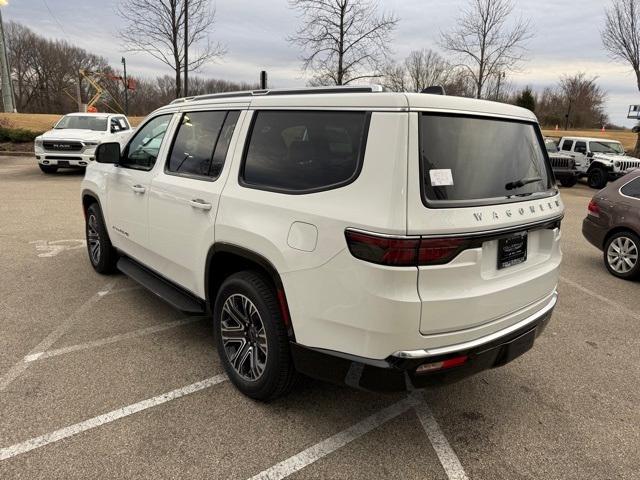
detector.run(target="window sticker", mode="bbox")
[429,169,454,187]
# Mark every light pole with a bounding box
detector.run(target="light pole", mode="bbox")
[184,0,188,97]
[0,6,16,112]
[121,57,128,115]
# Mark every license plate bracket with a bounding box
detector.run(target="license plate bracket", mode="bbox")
[497,231,528,269]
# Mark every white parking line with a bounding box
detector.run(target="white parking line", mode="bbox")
[248,396,420,480]
[414,396,469,480]
[0,374,228,461]
[23,316,205,363]
[559,275,640,321]
[0,281,117,392]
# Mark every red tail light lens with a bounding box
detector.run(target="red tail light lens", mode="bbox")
[345,230,468,266]
[587,199,600,217]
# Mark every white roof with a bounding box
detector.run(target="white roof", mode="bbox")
[561,136,622,143]
[155,87,538,122]
[65,112,114,118]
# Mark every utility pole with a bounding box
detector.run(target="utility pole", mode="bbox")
[121,57,128,115]
[564,98,572,131]
[0,8,16,112]
[184,0,188,97]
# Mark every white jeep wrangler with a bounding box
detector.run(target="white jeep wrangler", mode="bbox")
[558,136,640,189]
[81,86,563,400]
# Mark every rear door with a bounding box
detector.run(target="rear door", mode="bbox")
[147,109,244,296]
[407,112,563,336]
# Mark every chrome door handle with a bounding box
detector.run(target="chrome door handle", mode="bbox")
[131,184,146,194]
[189,199,212,211]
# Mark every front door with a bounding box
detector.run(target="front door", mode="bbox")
[147,110,244,296]
[107,113,175,262]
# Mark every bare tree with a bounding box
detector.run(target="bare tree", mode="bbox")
[440,0,532,99]
[382,49,452,92]
[117,0,225,98]
[288,0,398,85]
[602,0,640,154]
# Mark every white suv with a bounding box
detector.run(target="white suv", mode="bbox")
[81,86,563,400]
[35,112,132,173]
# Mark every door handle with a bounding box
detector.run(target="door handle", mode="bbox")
[189,199,212,211]
[131,184,146,194]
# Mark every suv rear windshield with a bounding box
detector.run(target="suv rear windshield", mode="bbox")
[419,114,554,207]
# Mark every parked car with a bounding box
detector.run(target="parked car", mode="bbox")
[34,112,132,174]
[81,86,563,400]
[583,170,640,279]
[544,137,578,187]
[558,136,640,189]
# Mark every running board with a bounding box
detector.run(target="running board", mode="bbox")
[116,257,205,314]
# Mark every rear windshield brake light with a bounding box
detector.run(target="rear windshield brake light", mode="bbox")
[345,230,469,266]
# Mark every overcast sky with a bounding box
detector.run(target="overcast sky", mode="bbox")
[3,0,639,126]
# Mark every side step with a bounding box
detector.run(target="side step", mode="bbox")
[117,257,206,314]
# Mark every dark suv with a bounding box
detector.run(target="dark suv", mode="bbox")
[583,170,640,279]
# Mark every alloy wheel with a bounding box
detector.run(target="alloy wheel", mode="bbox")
[220,294,268,381]
[87,214,101,265]
[607,236,638,274]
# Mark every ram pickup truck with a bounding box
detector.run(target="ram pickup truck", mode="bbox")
[558,136,640,189]
[35,112,132,174]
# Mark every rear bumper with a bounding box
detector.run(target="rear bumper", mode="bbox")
[582,216,608,250]
[291,292,556,392]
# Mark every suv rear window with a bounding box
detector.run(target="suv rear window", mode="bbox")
[419,114,554,207]
[241,111,369,193]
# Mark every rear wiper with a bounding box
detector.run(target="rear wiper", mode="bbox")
[505,177,542,190]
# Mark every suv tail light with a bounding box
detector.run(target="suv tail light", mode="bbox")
[345,230,468,266]
[587,199,600,217]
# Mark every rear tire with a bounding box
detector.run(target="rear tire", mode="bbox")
[588,167,607,189]
[214,271,296,401]
[604,231,640,280]
[85,203,118,274]
[39,164,58,174]
[559,176,577,188]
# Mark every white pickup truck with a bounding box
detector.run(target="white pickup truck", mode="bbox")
[558,136,640,189]
[34,112,132,174]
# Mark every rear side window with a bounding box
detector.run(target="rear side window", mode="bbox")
[167,110,240,179]
[561,140,574,151]
[241,111,369,193]
[621,177,640,199]
[419,114,554,207]
[574,141,587,154]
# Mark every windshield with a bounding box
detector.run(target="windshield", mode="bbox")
[589,141,624,155]
[419,114,554,206]
[545,139,559,153]
[54,115,108,131]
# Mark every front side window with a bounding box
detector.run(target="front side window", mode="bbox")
[561,140,574,151]
[621,177,640,199]
[242,111,369,193]
[419,114,554,206]
[54,115,107,131]
[166,110,240,179]
[122,114,173,170]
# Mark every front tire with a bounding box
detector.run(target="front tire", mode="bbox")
[39,164,58,174]
[85,203,118,274]
[559,176,577,188]
[214,271,296,401]
[604,231,640,280]
[588,167,608,189]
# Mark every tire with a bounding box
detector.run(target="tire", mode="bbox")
[588,167,608,189]
[214,271,296,401]
[39,164,58,174]
[604,231,640,280]
[559,176,578,188]
[85,203,118,274]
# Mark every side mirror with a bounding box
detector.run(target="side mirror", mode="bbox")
[96,142,121,164]
[587,152,594,158]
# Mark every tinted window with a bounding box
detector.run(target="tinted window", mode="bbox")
[122,114,172,170]
[621,177,640,199]
[561,140,574,151]
[167,110,240,179]
[574,141,587,154]
[242,111,368,192]
[419,114,553,206]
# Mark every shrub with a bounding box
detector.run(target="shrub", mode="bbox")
[0,126,43,143]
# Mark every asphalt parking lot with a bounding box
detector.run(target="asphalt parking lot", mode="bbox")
[1,155,639,480]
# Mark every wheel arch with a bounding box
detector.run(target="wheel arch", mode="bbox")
[205,243,295,339]
[81,189,103,214]
[604,225,640,249]
[587,161,612,173]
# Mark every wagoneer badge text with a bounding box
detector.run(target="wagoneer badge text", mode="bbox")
[473,200,561,222]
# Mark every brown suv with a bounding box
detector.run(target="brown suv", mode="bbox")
[583,170,640,279]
